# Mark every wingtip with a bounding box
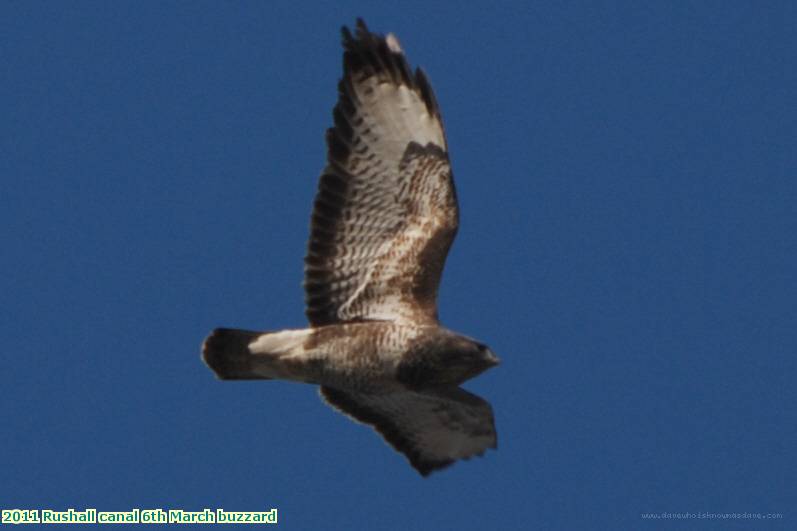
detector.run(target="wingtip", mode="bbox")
[342,18,398,56]
[412,458,456,478]
[342,18,371,45]
[340,24,354,47]
[385,32,403,53]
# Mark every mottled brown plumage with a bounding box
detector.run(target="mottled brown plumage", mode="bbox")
[203,19,498,476]
[305,24,457,326]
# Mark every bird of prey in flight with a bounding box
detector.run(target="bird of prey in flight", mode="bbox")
[203,19,499,476]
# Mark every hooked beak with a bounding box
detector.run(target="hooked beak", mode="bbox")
[483,348,500,367]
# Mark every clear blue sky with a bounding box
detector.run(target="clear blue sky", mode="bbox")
[2,1,795,529]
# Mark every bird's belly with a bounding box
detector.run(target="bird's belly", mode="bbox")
[281,347,401,391]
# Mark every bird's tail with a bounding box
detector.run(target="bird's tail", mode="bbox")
[202,327,312,380]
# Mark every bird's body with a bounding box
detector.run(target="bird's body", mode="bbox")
[205,323,496,391]
[206,323,420,391]
[203,19,498,476]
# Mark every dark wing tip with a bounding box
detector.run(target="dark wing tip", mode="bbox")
[340,21,414,81]
[328,18,435,170]
[413,457,456,477]
[340,22,355,47]
[341,18,376,53]
[337,20,440,124]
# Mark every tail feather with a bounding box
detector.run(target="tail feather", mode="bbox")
[202,327,312,380]
[202,328,265,380]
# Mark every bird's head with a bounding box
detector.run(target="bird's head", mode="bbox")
[430,336,500,385]
[397,331,500,387]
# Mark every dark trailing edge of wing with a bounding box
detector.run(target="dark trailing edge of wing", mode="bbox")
[321,385,497,477]
[303,19,446,326]
[320,386,456,476]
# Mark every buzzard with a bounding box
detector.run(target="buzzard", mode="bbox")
[203,19,499,476]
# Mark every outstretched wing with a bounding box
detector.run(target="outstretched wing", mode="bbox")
[304,19,458,327]
[320,385,496,477]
